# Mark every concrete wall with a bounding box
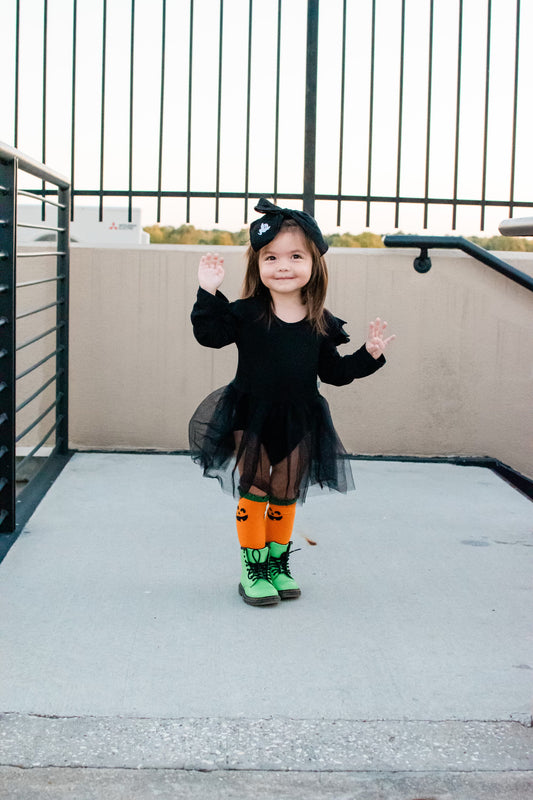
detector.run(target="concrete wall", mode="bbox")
[16,255,62,455]
[20,243,533,480]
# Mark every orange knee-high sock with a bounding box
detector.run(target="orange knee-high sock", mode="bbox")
[235,492,268,549]
[265,497,297,545]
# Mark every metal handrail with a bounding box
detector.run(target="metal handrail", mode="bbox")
[0,141,69,188]
[16,324,64,352]
[17,222,66,232]
[17,252,68,258]
[17,190,66,209]
[499,217,533,237]
[0,140,70,539]
[383,235,533,293]
[16,348,64,381]
[17,275,65,288]
[16,300,63,320]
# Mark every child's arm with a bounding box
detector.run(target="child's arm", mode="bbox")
[365,318,396,359]
[198,252,225,295]
[191,252,238,349]
[318,317,395,385]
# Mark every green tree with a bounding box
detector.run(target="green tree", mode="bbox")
[326,231,384,248]
[468,235,533,252]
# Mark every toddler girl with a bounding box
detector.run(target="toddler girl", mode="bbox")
[190,198,394,606]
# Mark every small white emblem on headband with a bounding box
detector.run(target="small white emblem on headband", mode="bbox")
[258,222,270,236]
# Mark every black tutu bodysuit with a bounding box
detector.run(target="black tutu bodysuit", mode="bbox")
[189,288,385,502]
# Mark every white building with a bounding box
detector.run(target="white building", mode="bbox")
[18,205,150,245]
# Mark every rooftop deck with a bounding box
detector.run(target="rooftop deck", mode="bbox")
[0,453,531,797]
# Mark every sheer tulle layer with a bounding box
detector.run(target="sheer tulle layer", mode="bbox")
[189,383,355,502]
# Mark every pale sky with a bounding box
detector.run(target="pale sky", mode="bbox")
[1,0,532,236]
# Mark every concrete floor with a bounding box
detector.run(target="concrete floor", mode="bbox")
[0,453,531,798]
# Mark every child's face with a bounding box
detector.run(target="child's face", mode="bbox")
[258,227,313,301]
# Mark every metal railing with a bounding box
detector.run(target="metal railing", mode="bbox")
[6,0,531,230]
[383,230,533,501]
[383,234,533,293]
[0,142,70,537]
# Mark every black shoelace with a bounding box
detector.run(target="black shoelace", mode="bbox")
[245,553,271,584]
[270,547,301,579]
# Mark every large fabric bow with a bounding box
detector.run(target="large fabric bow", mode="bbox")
[249,197,328,255]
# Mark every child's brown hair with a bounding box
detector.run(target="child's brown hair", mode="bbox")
[241,220,329,335]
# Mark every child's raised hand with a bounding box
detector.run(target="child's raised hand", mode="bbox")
[198,252,225,295]
[365,318,396,359]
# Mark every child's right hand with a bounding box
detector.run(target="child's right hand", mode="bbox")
[198,252,225,295]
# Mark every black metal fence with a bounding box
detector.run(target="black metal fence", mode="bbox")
[0,142,70,538]
[3,0,532,233]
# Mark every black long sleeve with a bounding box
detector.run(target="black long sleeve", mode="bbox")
[190,288,238,349]
[318,338,385,386]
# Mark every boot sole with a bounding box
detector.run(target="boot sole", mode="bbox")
[238,583,280,606]
[278,588,301,600]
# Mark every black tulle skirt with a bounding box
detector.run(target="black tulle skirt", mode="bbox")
[188,382,355,502]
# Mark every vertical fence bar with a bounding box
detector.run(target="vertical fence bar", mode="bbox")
[423,0,434,229]
[509,0,520,217]
[336,0,347,227]
[41,0,48,222]
[480,0,492,231]
[99,0,108,222]
[366,0,376,228]
[273,0,282,202]
[394,0,406,229]
[303,0,319,216]
[56,185,70,456]
[157,0,167,223]
[0,159,17,533]
[70,0,77,222]
[186,0,194,223]
[14,0,21,147]
[452,0,463,230]
[243,0,253,223]
[215,0,224,223]
[128,0,135,223]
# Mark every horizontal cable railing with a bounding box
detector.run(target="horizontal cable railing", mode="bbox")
[0,141,71,536]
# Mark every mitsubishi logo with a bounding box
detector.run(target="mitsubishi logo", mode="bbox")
[109,221,118,230]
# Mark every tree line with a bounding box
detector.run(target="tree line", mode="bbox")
[143,223,533,252]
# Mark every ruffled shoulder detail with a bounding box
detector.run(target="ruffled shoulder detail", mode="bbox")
[323,309,350,345]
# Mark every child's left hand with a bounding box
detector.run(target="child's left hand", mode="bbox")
[365,318,396,359]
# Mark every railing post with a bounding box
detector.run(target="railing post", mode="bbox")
[303,0,319,217]
[0,158,17,533]
[56,185,70,455]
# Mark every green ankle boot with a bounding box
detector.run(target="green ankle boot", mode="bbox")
[239,547,280,606]
[268,541,301,600]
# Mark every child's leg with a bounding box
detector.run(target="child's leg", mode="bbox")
[266,452,302,599]
[265,496,296,544]
[234,432,279,605]
[234,432,271,549]
[267,446,302,543]
[235,490,268,548]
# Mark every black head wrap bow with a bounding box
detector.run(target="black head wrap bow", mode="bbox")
[249,197,328,255]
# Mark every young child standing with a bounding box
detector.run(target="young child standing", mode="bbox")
[190,198,395,607]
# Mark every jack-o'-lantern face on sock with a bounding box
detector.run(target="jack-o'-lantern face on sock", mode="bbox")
[236,506,249,522]
[267,508,283,522]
